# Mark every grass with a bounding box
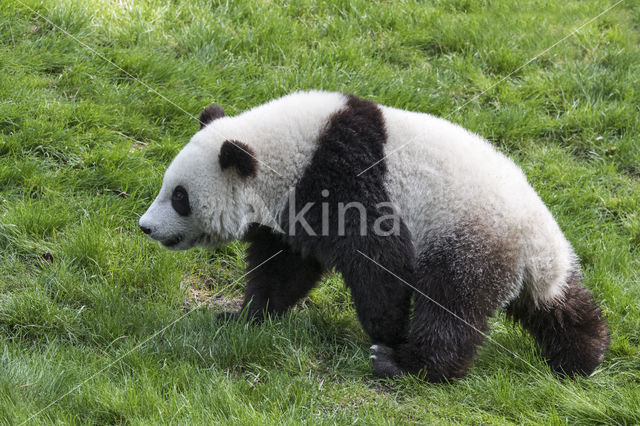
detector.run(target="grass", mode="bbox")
[0,0,639,423]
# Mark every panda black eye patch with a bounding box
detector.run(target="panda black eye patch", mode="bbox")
[171,185,191,216]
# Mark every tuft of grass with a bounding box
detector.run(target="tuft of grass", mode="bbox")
[1,0,639,423]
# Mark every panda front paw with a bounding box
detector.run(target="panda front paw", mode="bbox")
[370,344,405,378]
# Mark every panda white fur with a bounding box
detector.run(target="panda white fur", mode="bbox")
[139,91,609,381]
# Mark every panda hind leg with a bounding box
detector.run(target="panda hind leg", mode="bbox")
[506,271,610,377]
[371,270,501,381]
[371,231,522,381]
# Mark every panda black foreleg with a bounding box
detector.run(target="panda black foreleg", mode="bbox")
[340,256,413,347]
[218,225,324,322]
[299,227,415,349]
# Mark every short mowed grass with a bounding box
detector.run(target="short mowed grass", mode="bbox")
[1,0,639,423]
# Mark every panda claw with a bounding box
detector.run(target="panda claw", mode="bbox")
[369,344,405,378]
[370,344,394,357]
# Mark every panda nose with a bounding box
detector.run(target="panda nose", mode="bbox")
[140,225,152,235]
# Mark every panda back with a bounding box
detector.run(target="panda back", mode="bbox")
[380,105,575,303]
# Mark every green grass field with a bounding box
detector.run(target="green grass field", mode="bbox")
[1,0,639,423]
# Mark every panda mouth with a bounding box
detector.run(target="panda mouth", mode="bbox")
[196,233,214,245]
[162,235,183,247]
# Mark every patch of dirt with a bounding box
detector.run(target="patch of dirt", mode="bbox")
[182,286,243,311]
[181,274,243,311]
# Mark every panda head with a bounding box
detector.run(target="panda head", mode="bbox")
[139,104,259,250]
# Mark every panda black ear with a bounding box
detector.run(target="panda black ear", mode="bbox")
[219,140,257,178]
[199,103,226,129]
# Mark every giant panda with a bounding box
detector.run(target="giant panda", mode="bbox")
[139,91,610,381]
